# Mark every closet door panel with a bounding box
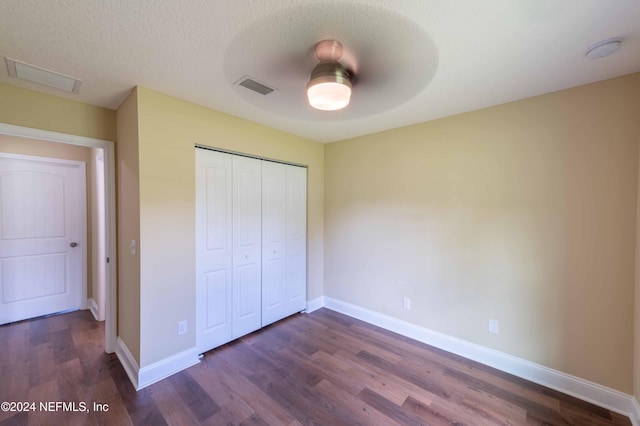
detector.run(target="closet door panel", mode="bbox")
[196,150,233,352]
[261,162,287,326]
[286,165,307,314]
[232,156,262,338]
[204,270,229,328]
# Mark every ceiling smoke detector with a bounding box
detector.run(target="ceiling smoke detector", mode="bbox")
[585,38,623,59]
[306,40,353,111]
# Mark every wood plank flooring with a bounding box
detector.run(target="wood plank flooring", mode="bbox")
[0,308,632,425]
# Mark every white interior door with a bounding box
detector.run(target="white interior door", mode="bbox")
[261,162,288,326]
[0,153,86,325]
[232,155,262,338]
[196,149,233,351]
[285,165,307,314]
[262,162,307,326]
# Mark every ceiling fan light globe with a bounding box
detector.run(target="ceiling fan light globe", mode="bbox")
[307,82,351,111]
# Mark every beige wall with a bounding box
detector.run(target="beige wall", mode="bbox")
[115,89,141,363]
[636,138,640,404]
[0,135,95,301]
[134,87,324,366]
[0,83,115,141]
[325,73,640,393]
[562,77,638,394]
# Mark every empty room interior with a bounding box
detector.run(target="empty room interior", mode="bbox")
[1,1,640,424]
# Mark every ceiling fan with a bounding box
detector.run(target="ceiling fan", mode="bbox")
[225,3,437,120]
[306,40,353,111]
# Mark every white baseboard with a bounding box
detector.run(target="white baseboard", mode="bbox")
[115,337,140,390]
[631,397,640,426]
[305,296,325,313]
[87,298,99,321]
[116,337,201,391]
[322,297,636,420]
[137,347,200,390]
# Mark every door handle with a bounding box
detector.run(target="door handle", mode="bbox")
[70,242,78,247]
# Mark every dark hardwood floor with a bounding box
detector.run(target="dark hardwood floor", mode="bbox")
[0,308,632,425]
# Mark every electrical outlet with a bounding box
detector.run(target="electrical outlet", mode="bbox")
[488,319,499,334]
[178,320,188,335]
[403,297,411,310]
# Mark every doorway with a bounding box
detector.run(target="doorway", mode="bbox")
[0,123,117,353]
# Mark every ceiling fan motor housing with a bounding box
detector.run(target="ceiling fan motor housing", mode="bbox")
[307,61,352,90]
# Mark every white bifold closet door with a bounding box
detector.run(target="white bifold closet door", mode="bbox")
[261,161,307,326]
[231,155,262,338]
[196,150,234,350]
[196,148,306,354]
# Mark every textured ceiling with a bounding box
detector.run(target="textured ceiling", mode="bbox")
[1,0,639,142]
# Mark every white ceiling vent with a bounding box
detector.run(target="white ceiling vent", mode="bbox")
[5,58,82,93]
[235,76,275,95]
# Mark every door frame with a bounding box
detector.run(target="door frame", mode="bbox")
[0,123,117,354]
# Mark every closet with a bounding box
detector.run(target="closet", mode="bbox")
[195,147,307,354]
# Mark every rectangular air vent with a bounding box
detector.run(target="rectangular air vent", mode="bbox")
[235,76,275,95]
[6,58,81,94]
